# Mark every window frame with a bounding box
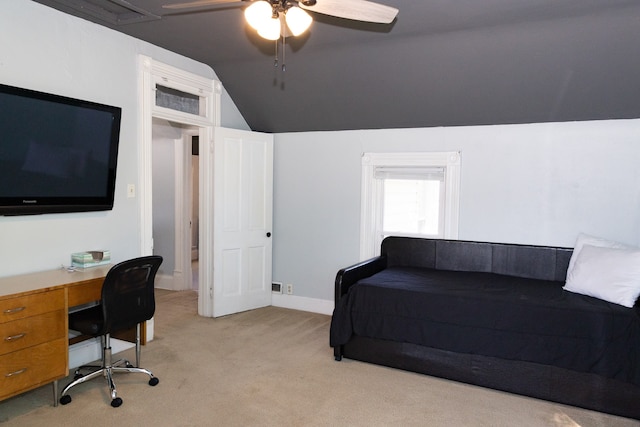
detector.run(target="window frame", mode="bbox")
[360,152,461,260]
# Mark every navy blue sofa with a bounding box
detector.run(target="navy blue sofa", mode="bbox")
[331,237,640,420]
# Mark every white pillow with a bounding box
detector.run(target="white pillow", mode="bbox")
[564,244,640,308]
[566,233,633,278]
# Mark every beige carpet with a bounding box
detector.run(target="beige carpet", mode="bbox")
[1,290,639,427]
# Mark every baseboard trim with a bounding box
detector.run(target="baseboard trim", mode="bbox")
[154,273,176,290]
[271,294,333,316]
[153,280,334,316]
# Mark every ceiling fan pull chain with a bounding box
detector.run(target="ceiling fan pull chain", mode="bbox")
[274,39,279,68]
[282,35,286,72]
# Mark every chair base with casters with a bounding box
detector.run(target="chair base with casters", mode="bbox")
[60,324,159,407]
[59,256,163,408]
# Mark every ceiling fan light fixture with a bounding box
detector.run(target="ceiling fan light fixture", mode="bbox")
[244,1,273,31]
[285,6,312,37]
[257,17,281,40]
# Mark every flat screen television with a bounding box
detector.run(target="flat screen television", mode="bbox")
[0,83,121,216]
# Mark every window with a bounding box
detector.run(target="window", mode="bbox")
[144,56,221,127]
[360,152,461,259]
[155,85,201,116]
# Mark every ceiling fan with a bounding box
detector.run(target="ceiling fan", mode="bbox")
[163,0,398,24]
[163,0,398,70]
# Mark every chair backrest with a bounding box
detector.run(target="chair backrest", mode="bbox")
[100,255,163,334]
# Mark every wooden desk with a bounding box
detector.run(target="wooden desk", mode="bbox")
[0,266,110,404]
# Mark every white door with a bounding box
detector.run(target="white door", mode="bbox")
[212,127,273,317]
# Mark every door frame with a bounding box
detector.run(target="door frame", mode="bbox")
[140,56,220,317]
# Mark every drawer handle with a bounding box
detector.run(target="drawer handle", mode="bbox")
[3,306,26,314]
[5,368,27,378]
[4,333,26,341]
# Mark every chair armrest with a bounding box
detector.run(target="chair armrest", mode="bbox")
[334,255,387,303]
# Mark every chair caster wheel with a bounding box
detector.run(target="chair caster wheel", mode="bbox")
[149,377,159,386]
[60,395,72,405]
[111,397,123,408]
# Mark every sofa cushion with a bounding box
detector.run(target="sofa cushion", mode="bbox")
[381,237,572,281]
[491,244,567,281]
[435,241,493,273]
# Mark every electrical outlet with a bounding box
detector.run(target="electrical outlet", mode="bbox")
[286,284,293,295]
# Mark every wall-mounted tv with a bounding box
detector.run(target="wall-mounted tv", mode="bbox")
[0,83,121,216]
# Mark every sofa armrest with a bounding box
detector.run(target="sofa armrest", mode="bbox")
[333,255,387,361]
[335,255,387,302]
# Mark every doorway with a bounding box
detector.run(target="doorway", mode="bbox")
[140,55,219,317]
[141,56,274,317]
[151,120,202,294]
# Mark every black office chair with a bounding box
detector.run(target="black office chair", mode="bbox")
[59,255,163,408]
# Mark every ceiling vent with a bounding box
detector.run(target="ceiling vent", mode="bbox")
[42,0,160,25]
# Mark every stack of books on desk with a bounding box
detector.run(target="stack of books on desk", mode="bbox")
[71,250,111,268]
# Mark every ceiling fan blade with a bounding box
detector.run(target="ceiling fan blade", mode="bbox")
[163,0,244,10]
[299,0,398,24]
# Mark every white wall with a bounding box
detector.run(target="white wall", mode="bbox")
[0,1,247,278]
[272,119,640,303]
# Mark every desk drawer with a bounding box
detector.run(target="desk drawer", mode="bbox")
[0,289,65,323]
[0,338,67,401]
[0,310,66,356]
[67,278,103,308]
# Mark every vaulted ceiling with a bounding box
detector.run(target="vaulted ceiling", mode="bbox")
[33,0,640,133]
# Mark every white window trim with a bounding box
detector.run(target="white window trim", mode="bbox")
[360,151,461,260]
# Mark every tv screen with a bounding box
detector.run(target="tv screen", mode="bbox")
[0,83,121,216]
